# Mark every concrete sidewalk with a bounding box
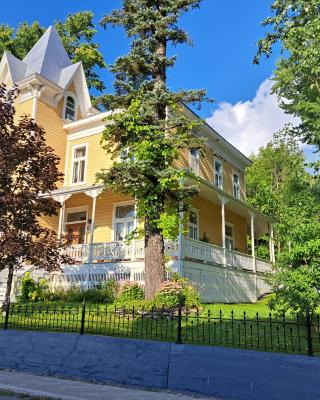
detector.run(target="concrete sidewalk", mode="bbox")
[0,370,219,400]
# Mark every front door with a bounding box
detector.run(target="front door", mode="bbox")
[65,222,86,245]
[64,210,88,245]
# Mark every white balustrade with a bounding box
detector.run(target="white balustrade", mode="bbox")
[63,238,271,273]
[256,258,272,273]
[183,238,225,265]
[226,249,254,271]
[64,244,89,262]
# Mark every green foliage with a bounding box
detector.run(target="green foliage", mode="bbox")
[255,0,320,154]
[152,277,200,310]
[97,1,209,285]
[17,272,48,303]
[117,281,145,303]
[247,131,320,312]
[0,12,105,92]
[268,266,320,315]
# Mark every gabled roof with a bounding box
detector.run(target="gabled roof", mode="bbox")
[22,26,72,85]
[0,26,86,91]
[0,25,94,116]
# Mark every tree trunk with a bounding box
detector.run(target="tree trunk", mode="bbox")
[3,265,14,312]
[144,219,165,300]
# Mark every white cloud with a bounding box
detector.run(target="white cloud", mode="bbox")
[206,79,299,156]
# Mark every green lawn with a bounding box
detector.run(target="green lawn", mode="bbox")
[2,296,319,356]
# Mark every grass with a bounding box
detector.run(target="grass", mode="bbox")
[1,296,319,356]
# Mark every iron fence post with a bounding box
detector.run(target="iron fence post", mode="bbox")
[3,302,10,330]
[80,299,86,335]
[306,307,313,356]
[176,296,182,344]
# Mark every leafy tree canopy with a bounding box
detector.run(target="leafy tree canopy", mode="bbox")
[255,0,320,156]
[247,130,320,313]
[0,85,70,308]
[97,0,208,298]
[0,12,106,92]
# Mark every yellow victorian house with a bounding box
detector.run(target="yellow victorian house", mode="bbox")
[0,27,274,303]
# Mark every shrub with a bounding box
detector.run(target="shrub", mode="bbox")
[152,277,200,310]
[17,272,48,303]
[46,279,120,304]
[117,281,145,303]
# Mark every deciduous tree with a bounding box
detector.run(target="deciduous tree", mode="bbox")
[255,0,320,157]
[97,0,208,299]
[247,131,320,312]
[0,85,69,309]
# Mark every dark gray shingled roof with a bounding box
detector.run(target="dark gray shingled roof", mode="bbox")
[3,25,81,88]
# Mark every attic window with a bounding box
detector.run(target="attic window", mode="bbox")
[65,96,76,121]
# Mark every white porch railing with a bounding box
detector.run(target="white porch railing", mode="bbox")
[183,238,225,265]
[226,249,254,271]
[63,237,271,273]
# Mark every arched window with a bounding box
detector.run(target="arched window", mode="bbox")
[64,95,76,121]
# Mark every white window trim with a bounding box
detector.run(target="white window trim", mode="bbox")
[189,149,200,176]
[64,206,89,243]
[70,143,88,186]
[232,170,241,199]
[188,208,199,241]
[225,222,234,250]
[214,157,223,189]
[112,201,136,242]
[62,92,78,122]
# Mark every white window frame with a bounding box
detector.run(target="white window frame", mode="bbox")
[188,208,199,241]
[70,143,88,186]
[225,222,234,250]
[214,158,223,189]
[62,92,78,122]
[112,201,136,242]
[64,205,89,243]
[189,149,200,176]
[232,170,241,199]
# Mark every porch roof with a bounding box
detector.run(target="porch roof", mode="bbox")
[44,184,104,198]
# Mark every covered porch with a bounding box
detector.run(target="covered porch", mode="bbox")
[49,181,274,275]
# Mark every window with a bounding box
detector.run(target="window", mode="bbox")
[72,145,87,185]
[225,223,234,250]
[113,204,135,241]
[190,148,200,175]
[233,172,240,199]
[64,95,76,121]
[66,211,87,223]
[214,159,223,188]
[188,209,199,240]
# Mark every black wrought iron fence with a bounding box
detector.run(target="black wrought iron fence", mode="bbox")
[1,302,319,356]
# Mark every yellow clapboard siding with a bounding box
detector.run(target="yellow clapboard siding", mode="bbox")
[64,191,133,243]
[191,195,248,253]
[66,133,113,186]
[36,100,67,178]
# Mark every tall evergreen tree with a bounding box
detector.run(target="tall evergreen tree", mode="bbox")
[98,0,207,298]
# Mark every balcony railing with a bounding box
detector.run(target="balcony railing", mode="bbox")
[63,237,272,273]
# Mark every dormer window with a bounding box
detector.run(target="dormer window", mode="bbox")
[64,94,76,122]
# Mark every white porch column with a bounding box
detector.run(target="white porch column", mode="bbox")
[131,202,138,265]
[178,209,184,276]
[85,188,103,263]
[250,212,256,272]
[53,194,72,239]
[218,195,228,265]
[250,211,257,300]
[269,223,275,263]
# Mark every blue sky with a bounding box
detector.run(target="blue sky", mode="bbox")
[2,0,304,157]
